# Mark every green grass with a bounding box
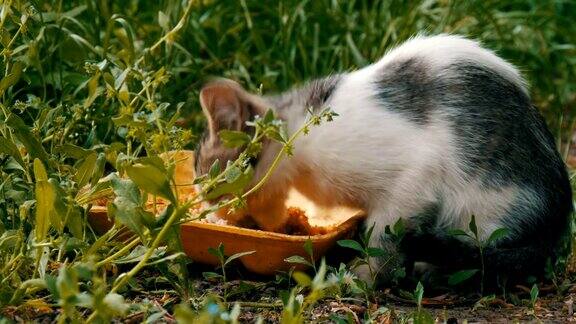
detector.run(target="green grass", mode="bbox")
[0,0,575,322]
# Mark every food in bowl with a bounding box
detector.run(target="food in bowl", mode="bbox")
[87,150,365,274]
[87,150,350,236]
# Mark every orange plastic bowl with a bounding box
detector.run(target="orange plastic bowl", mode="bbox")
[89,206,364,275]
[180,212,364,275]
[87,150,365,275]
[89,206,113,232]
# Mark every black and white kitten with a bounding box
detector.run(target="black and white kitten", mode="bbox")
[195,35,573,283]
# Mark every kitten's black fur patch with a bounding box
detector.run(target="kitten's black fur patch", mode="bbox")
[268,74,342,113]
[437,62,572,251]
[305,74,343,112]
[375,58,436,125]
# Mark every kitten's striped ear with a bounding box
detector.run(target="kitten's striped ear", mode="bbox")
[199,79,266,137]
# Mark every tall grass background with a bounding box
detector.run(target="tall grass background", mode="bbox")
[5,1,575,144]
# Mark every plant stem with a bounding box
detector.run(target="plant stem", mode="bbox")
[87,108,325,322]
[479,243,485,296]
[133,0,195,68]
[110,202,191,293]
[96,237,140,267]
[229,115,319,205]
[86,203,190,323]
[221,258,227,303]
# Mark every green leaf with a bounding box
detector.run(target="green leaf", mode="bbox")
[345,32,368,67]
[245,142,262,157]
[19,278,48,292]
[208,159,220,178]
[279,125,289,142]
[126,162,175,203]
[109,16,136,60]
[108,175,155,238]
[312,259,328,288]
[33,158,48,181]
[486,228,509,245]
[65,206,84,239]
[109,202,154,240]
[448,269,479,285]
[112,114,146,128]
[7,114,50,165]
[83,73,102,108]
[337,239,364,253]
[266,128,287,144]
[224,250,256,266]
[135,156,167,172]
[63,5,87,18]
[34,159,54,242]
[202,272,223,281]
[208,243,225,263]
[174,304,197,322]
[56,265,79,302]
[530,284,539,306]
[146,252,186,266]
[468,215,478,237]
[205,166,254,200]
[48,179,66,233]
[228,281,257,299]
[0,136,25,168]
[113,246,166,264]
[114,68,130,91]
[91,153,107,186]
[303,239,313,257]
[74,152,98,188]
[218,242,225,257]
[192,174,207,185]
[54,143,92,159]
[0,61,23,96]
[284,255,313,267]
[158,11,170,30]
[414,281,424,307]
[362,223,376,246]
[292,271,312,287]
[44,274,59,300]
[393,218,405,237]
[219,130,251,148]
[263,109,275,124]
[225,166,242,183]
[110,175,141,205]
[366,247,386,257]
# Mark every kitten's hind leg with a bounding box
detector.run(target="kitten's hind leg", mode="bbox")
[352,203,441,286]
